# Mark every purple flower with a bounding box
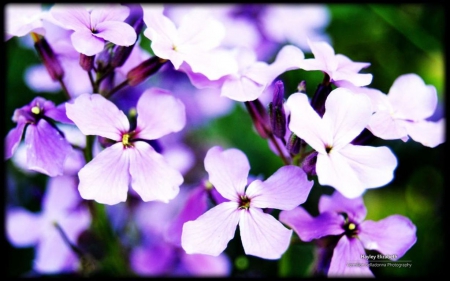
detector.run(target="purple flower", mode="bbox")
[364,73,445,147]
[286,87,397,198]
[5,97,74,177]
[50,4,137,56]
[181,146,313,259]
[279,191,417,277]
[6,175,91,274]
[65,88,185,205]
[300,39,373,87]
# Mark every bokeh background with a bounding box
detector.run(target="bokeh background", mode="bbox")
[4,3,446,277]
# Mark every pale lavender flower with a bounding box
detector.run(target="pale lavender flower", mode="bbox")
[5,97,74,177]
[4,4,46,41]
[364,73,445,148]
[300,39,373,87]
[141,5,238,80]
[181,146,313,259]
[65,88,185,205]
[286,88,397,199]
[6,175,91,274]
[50,4,137,56]
[279,191,417,277]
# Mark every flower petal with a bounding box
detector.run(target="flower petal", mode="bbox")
[319,191,367,223]
[78,143,130,205]
[90,4,130,26]
[71,29,105,56]
[322,88,372,150]
[25,120,73,177]
[328,236,374,277]
[5,122,26,160]
[6,208,42,246]
[239,208,292,260]
[403,119,446,148]
[66,93,129,141]
[286,92,329,154]
[367,110,408,140]
[246,165,313,210]
[181,202,240,256]
[50,5,91,31]
[181,252,231,277]
[279,206,345,242]
[94,21,137,46]
[388,73,437,121]
[42,176,80,213]
[359,215,417,259]
[204,146,250,201]
[135,88,186,140]
[129,142,182,203]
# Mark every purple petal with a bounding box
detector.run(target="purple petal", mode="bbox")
[403,119,446,148]
[129,142,183,203]
[220,74,266,102]
[71,29,105,56]
[66,93,129,141]
[181,252,231,277]
[78,143,130,205]
[94,21,137,46]
[246,165,313,210]
[25,120,73,177]
[181,202,240,256]
[367,110,408,140]
[319,191,367,223]
[50,5,91,31]
[5,122,26,159]
[90,4,130,26]
[388,73,437,121]
[6,208,42,246]
[286,92,329,154]
[358,215,417,259]
[135,88,186,140]
[301,39,337,71]
[130,243,175,276]
[279,207,344,242]
[328,236,374,277]
[239,207,292,260]
[204,146,250,201]
[45,102,74,124]
[42,176,80,213]
[165,186,208,247]
[322,88,372,150]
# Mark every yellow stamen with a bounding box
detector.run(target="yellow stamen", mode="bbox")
[348,223,356,230]
[204,180,213,190]
[122,133,131,146]
[128,108,137,118]
[31,106,41,115]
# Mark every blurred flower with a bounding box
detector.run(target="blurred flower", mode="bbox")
[50,4,137,56]
[4,4,46,41]
[65,89,185,205]
[181,146,313,259]
[286,88,397,198]
[6,175,91,274]
[5,97,74,177]
[280,191,417,277]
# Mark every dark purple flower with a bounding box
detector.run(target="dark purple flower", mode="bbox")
[5,97,73,177]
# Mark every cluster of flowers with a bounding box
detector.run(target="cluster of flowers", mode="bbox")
[4,3,445,277]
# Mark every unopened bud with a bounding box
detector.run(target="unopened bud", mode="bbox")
[310,83,332,117]
[34,36,64,81]
[79,54,94,71]
[286,132,304,155]
[301,151,318,176]
[127,56,167,86]
[244,99,271,139]
[269,80,286,139]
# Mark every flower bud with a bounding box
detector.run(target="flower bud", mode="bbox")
[127,56,167,86]
[33,36,64,81]
[297,80,307,93]
[301,151,318,176]
[310,83,332,117]
[286,132,304,155]
[79,54,94,71]
[244,99,271,139]
[269,80,286,139]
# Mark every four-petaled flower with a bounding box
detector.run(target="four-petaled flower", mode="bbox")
[65,88,185,205]
[181,146,313,259]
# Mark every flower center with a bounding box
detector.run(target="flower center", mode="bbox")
[31,106,41,115]
[344,221,359,237]
[238,195,251,210]
[122,133,133,148]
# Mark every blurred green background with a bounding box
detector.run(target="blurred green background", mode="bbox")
[4,3,446,278]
